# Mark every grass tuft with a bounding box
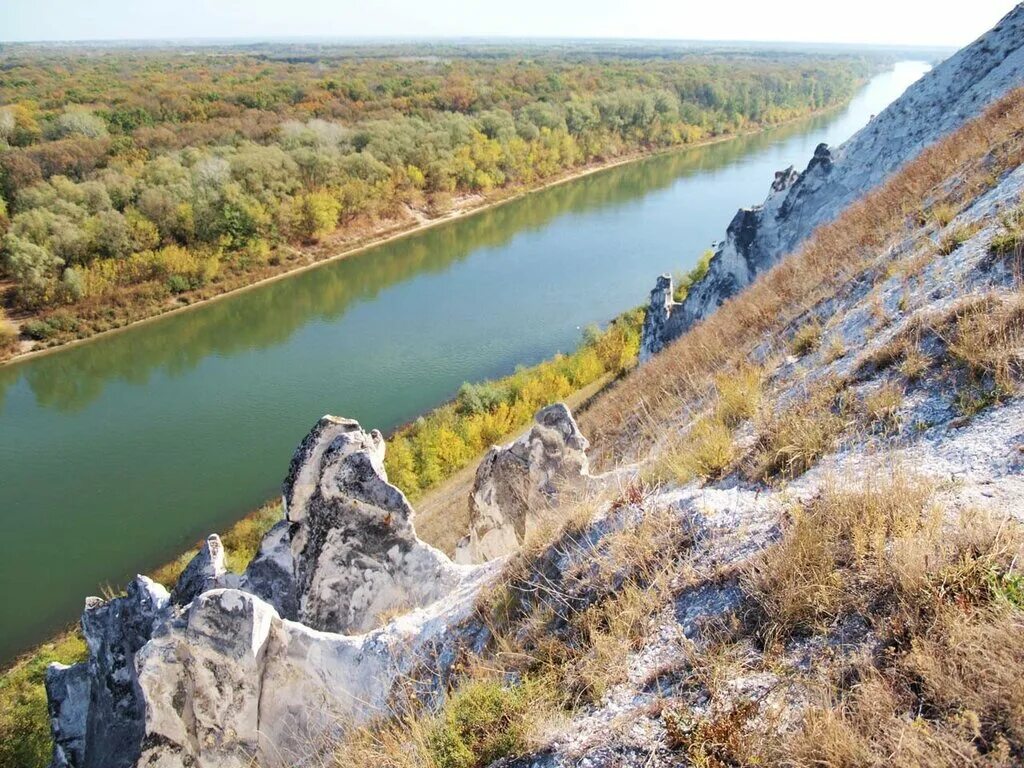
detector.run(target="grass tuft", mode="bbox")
[789,319,823,357]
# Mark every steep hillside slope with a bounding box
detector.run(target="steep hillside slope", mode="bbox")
[641,2,1024,359]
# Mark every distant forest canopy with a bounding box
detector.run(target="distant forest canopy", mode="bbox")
[0,44,884,330]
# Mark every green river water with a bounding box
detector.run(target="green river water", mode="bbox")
[0,62,929,662]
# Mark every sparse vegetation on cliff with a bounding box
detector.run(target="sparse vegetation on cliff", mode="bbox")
[322,83,1024,768]
[385,308,643,498]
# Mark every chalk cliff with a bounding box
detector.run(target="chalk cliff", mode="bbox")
[641,3,1024,360]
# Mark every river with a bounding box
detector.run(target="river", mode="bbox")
[0,61,929,663]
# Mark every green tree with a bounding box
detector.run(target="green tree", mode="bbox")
[294,191,341,241]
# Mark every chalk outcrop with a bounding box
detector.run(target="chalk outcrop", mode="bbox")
[46,576,171,768]
[641,4,1024,360]
[170,534,229,606]
[455,403,592,564]
[46,412,519,768]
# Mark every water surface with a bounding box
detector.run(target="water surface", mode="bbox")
[0,61,929,662]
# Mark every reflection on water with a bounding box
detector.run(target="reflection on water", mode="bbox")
[0,62,930,663]
[0,112,844,415]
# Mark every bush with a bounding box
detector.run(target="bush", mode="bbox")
[426,678,539,768]
[22,320,56,341]
[386,307,644,498]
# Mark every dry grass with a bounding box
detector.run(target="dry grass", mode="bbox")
[937,221,982,255]
[742,471,934,643]
[655,415,737,483]
[989,204,1024,262]
[492,502,691,706]
[739,470,1024,766]
[747,379,849,482]
[650,364,762,485]
[334,672,559,768]
[930,202,958,228]
[713,364,763,427]
[331,497,695,768]
[863,380,904,434]
[898,343,931,382]
[789,319,823,357]
[947,292,1024,389]
[580,86,1024,469]
[823,335,847,363]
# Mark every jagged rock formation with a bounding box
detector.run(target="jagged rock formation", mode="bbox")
[273,415,464,634]
[507,97,1024,768]
[640,3,1024,360]
[46,577,171,768]
[47,407,596,767]
[455,403,592,564]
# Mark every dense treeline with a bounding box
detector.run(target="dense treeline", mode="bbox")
[0,44,878,350]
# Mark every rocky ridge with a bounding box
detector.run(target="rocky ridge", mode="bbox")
[45,407,598,768]
[640,3,1024,361]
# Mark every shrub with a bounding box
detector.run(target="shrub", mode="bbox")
[22,320,56,341]
[387,307,643,499]
[673,249,714,303]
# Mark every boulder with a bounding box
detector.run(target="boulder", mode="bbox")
[455,403,591,564]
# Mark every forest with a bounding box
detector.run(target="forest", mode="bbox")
[0,43,881,355]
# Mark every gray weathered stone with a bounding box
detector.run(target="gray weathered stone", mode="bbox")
[239,519,299,619]
[45,661,90,768]
[169,534,227,606]
[284,415,465,634]
[47,576,171,768]
[455,403,591,564]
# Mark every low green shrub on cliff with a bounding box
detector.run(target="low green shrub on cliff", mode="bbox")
[673,249,714,303]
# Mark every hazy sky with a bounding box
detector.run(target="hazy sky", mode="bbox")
[1,0,1018,46]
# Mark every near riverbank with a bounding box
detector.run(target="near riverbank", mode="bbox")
[0,299,646,768]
